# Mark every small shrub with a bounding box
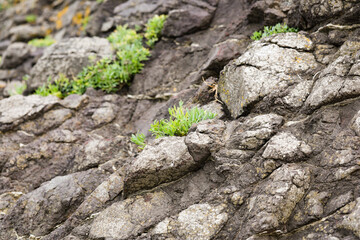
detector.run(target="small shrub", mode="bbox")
[34,15,166,98]
[145,14,167,48]
[131,101,217,149]
[28,36,56,47]
[35,74,71,98]
[25,14,37,23]
[131,132,146,150]
[150,101,217,138]
[251,23,298,40]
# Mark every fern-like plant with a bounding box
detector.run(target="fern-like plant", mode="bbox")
[251,23,298,40]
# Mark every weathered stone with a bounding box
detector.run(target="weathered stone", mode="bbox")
[0,95,59,131]
[350,109,360,136]
[89,190,173,240]
[91,102,116,126]
[245,164,311,235]
[338,198,360,238]
[219,35,319,118]
[19,108,73,135]
[283,80,313,108]
[124,137,197,195]
[305,190,330,218]
[262,132,312,161]
[42,172,124,240]
[28,37,113,90]
[152,203,228,240]
[269,32,314,51]
[0,42,32,69]
[9,25,46,42]
[305,75,360,111]
[0,169,107,238]
[226,114,284,150]
[60,94,89,110]
[163,5,215,37]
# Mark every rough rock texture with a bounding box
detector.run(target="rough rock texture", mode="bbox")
[0,0,360,240]
[28,37,113,90]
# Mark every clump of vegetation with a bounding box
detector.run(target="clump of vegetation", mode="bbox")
[131,132,146,150]
[34,15,166,98]
[25,14,37,23]
[145,14,167,48]
[35,74,71,98]
[131,101,217,149]
[28,36,56,47]
[9,83,27,96]
[251,23,298,40]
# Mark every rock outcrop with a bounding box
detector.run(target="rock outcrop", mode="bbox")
[0,0,359,240]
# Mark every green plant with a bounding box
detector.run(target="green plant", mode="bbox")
[34,15,166,98]
[9,82,27,96]
[131,132,146,150]
[35,74,71,98]
[251,23,298,40]
[131,101,217,150]
[145,14,167,48]
[150,101,217,138]
[25,14,37,23]
[28,36,56,47]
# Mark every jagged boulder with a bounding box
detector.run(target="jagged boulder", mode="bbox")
[219,33,319,118]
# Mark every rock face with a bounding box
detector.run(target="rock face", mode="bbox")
[0,0,360,240]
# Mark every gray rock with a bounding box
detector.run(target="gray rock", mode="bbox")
[42,172,124,240]
[269,32,314,51]
[305,75,360,111]
[0,42,32,69]
[124,137,198,195]
[350,110,360,136]
[283,80,313,108]
[245,164,310,234]
[219,34,319,118]
[89,190,173,240]
[152,203,228,240]
[29,37,113,90]
[0,169,107,238]
[9,25,46,42]
[226,114,284,150]
[338,198,360,238]
[262,132,312,161]
[0,95,59,131]
[91,102,116,126]
[305,190,330,218]
[60,94,89,110]
[163,4,215,37]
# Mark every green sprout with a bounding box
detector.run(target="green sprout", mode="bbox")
[251,23,298,40]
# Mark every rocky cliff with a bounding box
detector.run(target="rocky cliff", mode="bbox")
[0,0,360,239]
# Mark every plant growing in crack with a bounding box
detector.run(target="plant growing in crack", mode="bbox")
[251,23,298,40]
[131,101,217,150]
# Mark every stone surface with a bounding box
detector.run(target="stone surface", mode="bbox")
[89,190,173,240]
[245,164,311,236]
[0,95,59,131]
[163,3,215,37]
[124,137,199,195]
[0,169,107,238]
[219,34,319,118]
[28,37,113,90]
[262,132,312,161]
[0,42,32,69]
[0,1,360,240]
[152,203,229,240]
